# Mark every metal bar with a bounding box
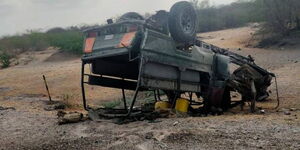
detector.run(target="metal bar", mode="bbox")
[171,68,182,108]
[250,80,256,113]
[157,90,162,101]
[88,75,138,90]
[81,62,88,110]
[42,75,52,102]
[153,90,158,102]
[126,86,140,117]
[122,88,128,110]
[190,101,204,105]
[195,39,274,76]
[126,55,144,117]
[274,76,280,109]
[189,92,193,102]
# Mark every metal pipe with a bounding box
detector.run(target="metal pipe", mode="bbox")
[274,75,280,109]
[153,90,158,102]
[81,62,87,110]
[126,55,143,117]
[250,80,256,113]
[126,87,140,116]
[122,88,128,110]
[157,90,161,101]
[42,75,52,102]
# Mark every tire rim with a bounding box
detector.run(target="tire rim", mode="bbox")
[180,9,195,34]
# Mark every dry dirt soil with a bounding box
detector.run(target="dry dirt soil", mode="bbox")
[0,27,299,150]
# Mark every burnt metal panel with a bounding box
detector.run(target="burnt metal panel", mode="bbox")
[140,29,214,74]
[91,55,139,80]
[181,82,201,92]
[88,75,137,90]
[143,63,178,80]
[181,70,200,83]
[82,48,128,61]
[214,54,230,80]
[93,33,124,51]
[140,62,202,92]
[140,77,201,92]
[141,78,176,90]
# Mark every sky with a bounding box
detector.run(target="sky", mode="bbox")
[0,0,236,37]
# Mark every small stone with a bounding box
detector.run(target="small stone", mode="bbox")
[284,111,291,115]
[58,112,83,125]
[173,121,179,126]
[259,110,265,114]
[295,61,298,63]
[290,108,297,111]
[0,106,15,111]
[44,101,66,111]
[145,132,153,139]
[279,108,288,112]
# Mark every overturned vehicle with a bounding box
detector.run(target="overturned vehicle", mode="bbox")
[81,1,277,118]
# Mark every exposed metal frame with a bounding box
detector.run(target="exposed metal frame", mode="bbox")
[81,56,146,117]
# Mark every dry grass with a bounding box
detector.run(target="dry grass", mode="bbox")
[0,49,124,108]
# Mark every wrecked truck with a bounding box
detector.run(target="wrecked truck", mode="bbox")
[81,1,277,117]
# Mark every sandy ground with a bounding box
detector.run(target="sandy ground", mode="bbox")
[0,26,299,150]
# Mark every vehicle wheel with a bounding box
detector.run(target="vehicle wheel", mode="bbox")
[118,12,144,22]
[168,1,197,43]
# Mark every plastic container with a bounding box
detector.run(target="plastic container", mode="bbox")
[155,101,171,110]
[175,98,189,113]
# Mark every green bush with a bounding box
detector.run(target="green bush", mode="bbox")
[192,0,264,33]
[0,30,84,55]
[47,31,83,54]
[27,32,49,51]
[0,35,30,52]
[0,52,11,68]
[102,100,122,109]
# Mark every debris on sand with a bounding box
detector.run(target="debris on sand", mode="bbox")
[0,106,16,111]
[173,121,179,126]
[289,108,297,111]
[259,109,265,114]
[0,87,11,93]
[284,111,291,115]
[57,111,83,125]
[44,101,66,111]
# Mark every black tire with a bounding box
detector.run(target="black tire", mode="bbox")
[168,1,197,43]
[118,12,144,22]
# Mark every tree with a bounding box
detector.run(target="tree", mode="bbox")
[261,0,300,35]
[0,52,11,68]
